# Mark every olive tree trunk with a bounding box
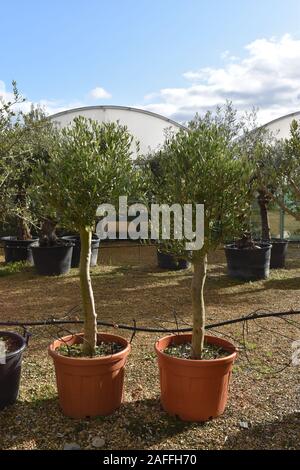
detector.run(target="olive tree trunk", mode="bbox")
[40,218,57,246]
[17,217,32,240]
[80,227,97,356]
[257,190,271,241]
[191,254,207,359]
[16,191,32,240]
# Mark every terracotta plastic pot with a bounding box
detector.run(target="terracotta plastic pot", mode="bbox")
[155,334,237,422]
[48,332,131,419]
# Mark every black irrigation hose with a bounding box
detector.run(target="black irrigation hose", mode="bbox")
[0,309,300,333]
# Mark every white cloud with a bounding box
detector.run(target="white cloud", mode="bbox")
[3,34,300,125]
[0,81,87,116]
[138,34,300,125]
[89,86,111,100]
[1,82,111,117]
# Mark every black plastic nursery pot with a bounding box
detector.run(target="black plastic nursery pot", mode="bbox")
[224,243,272,281]
[0,236,37,264]
[270,239,289,269]
[157,250,190,271]
[0,331,28,410]
[61,235,100,268]
[31,242,74,276]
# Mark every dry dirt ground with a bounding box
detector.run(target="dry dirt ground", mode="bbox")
[0,246,299,450]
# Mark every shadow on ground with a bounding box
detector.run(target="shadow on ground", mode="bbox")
[0,397,197,450]
[223,412,300,449]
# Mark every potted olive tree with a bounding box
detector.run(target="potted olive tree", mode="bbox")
[32,116,140,418]
[224,117,276,280]
[151,106,253,421]
[0,82,34,262]
[255,119,300,246]
[256,188,288,268]
[245,122,288,269]
[0,101,56,265]
[0,82,31,408]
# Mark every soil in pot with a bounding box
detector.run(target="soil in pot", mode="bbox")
[155,334,237,422]
[57,340,125,358]
[61,234,100,268]
[48,333,131,418]
[164,341,229,360]
[0,331,27,410]
[1,237,37,264]
[224,242,272,281]
[157,250,190,271]
[31,241,74,276]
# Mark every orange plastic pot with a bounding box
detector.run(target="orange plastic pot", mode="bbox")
[155,334,237,422]
[49,333,131,419]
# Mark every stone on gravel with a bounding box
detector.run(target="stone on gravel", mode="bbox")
[64,442,81,450]
[239,421,250,429]
[91,436,105,448]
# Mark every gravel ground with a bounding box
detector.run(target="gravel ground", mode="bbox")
[0,249,299,450]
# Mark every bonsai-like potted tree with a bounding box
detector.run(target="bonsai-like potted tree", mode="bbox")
[0,94,56,265]
[256,188,288,269]
[150,105,253,421]
[32,116,141,418]
[254,119,300,252]
[0,82,33,262]
[30,215,76,276]
[224,115,277,280]
[0,82,31,408]
[246,121,288,269]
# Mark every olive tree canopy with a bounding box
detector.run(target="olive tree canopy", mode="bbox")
[149,105,253,357]
[33,116,142,355]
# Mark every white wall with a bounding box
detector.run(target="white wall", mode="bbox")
[50,106,184,157]
[264,111,300,139]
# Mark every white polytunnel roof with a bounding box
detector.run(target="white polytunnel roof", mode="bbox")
[50,106,300,150]
[49,105,185,157]
[263,110,300,139]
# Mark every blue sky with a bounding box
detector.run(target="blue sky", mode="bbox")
[1,0,300,123]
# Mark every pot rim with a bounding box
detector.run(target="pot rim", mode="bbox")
[1,236,38,245]
[61,234,100,241]
[48,332,131,365]
[31,242,75,249]
[224,243,272,250]
[0,330,26,360]
[254,238,289,244]
[155,333,237,366]
[270,238,289,244]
